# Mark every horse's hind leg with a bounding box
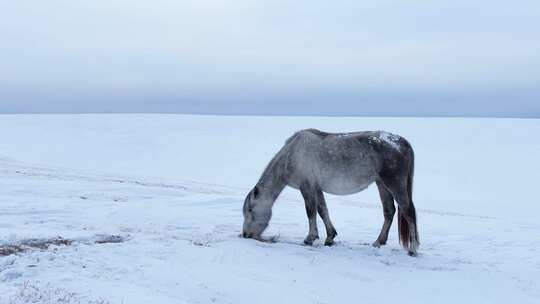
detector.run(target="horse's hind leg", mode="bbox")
[381,178,419,256]
[316,190,337,246]
[373,180,395,248]
[300,183,319,245]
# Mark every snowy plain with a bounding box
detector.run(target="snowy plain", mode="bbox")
[0,114,539,303]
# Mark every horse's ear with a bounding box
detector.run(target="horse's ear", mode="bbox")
[252,186,260,199]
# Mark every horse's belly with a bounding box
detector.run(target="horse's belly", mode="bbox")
[321,176,374,195]
[316,157,378,195]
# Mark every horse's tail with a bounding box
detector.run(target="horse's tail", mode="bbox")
[398,145,419,250]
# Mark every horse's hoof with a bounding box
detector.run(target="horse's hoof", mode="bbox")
[372,240,386,248]
[324,239,334,246]
[407,250,418,257]
[303,239,316,246]
[328,228,338,239]
[303,236,319,246]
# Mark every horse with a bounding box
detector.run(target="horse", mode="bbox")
[241,128,419,256]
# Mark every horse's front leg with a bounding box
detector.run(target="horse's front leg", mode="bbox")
[316,190,337,246]
[300,183,319,245]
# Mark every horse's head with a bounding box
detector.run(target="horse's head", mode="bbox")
[242,186,272,240]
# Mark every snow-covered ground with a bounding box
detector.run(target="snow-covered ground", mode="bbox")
[0,114,539,303]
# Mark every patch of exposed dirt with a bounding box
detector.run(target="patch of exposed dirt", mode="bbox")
[0,235,126,256]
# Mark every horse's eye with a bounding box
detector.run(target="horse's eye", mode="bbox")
[248,208,253,212]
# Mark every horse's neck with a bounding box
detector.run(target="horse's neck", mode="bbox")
[257,151,287,202]
[258,178,286,202]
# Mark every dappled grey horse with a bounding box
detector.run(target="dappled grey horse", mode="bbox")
[242,129,419,256]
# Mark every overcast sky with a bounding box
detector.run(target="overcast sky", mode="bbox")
[1,1,539,117]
